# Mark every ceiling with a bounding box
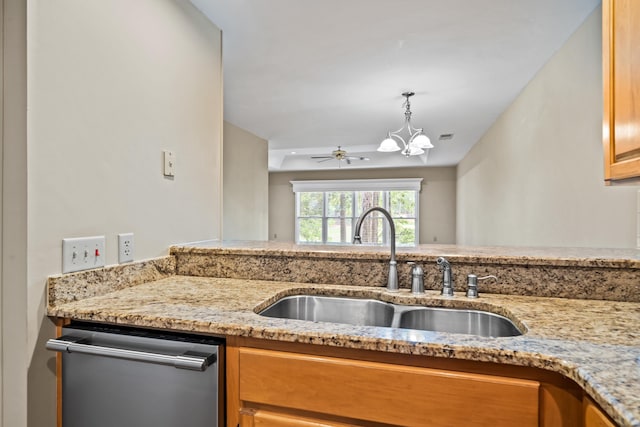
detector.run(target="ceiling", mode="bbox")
[191,0,600,171]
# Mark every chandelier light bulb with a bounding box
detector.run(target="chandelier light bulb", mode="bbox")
[410,133,433,149]
[377,137,401,152]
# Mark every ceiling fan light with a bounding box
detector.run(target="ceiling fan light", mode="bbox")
[410,133,433,149]
[378,137,401,152]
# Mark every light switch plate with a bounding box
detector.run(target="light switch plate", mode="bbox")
[163,150,175,177]
[62,236,106,273]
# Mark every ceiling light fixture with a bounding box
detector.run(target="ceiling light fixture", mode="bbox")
[378,92,433,157]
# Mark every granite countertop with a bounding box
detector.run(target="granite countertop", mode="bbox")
[48,274,640,427]
[172,240,640,268]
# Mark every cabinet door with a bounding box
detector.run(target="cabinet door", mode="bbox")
[603,0,640,183]
[584,398,616,427]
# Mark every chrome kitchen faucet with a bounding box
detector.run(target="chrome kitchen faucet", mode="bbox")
[353,207,398,292]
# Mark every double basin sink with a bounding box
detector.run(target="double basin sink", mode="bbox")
[259,295,523,338]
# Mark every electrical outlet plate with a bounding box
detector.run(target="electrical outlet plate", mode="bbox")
[62,236,106,273]
[118,233,134,263]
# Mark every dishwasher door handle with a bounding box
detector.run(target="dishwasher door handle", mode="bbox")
[46,335,216,371]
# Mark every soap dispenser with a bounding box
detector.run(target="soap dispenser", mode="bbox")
[466,274,479,298]
[466,274,497,298]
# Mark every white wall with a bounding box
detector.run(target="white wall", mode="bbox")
[223,121,269,240]
[26,1,223,426]
[269,167,457,244]
[457,7,637,248]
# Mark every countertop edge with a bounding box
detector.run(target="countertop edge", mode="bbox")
[170,243,640,269]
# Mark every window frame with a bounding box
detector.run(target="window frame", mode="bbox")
[292,179,422,246]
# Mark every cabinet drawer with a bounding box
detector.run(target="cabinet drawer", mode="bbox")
[239,348,539,427]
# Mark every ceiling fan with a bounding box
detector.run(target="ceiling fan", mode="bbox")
[310,146,370,165]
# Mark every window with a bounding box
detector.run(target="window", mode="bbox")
[292,179,422,246]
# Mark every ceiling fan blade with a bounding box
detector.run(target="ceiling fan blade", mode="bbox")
[311,146,359,164]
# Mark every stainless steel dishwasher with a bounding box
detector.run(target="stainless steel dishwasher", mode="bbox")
[46,322,224,427]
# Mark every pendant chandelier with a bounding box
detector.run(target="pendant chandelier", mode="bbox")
[377,92,433,157]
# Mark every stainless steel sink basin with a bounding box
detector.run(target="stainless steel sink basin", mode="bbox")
[258,295,524,337]
[398,307,522,337]
[259,295,395,327]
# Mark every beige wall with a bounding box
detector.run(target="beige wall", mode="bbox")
[223,122,269,240]
[3,0,29,425]
[457,7,637,248]
[26,2,223,426]
[269,167,457,244]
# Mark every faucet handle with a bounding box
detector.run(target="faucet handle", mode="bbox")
[407,262,424,277]
[436,257,454,297]
[407,262,424,294]
[466,274,497,298]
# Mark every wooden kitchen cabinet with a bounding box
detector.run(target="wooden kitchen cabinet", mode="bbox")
[227,337,585,427]
[584,398,617,427]
[239,408,358,427]
[239,347,539,427]
[603,0,640,183]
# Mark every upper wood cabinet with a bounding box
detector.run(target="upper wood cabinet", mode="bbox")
[603,0,640,184]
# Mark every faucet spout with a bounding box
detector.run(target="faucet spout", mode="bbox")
[353,207,398,292]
